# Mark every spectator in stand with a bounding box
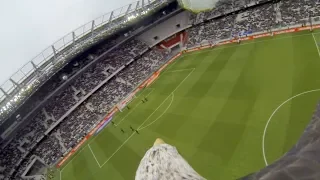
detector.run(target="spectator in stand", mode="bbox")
[2,0,320,178]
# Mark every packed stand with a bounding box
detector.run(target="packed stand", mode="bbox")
[31,47,168,166]
[0,38,151,179]
[278,0,320,26]
[188,0,258,25]
[5,0,319,178]
[11,154,35,180]
[0,0,164,123]
[200,0,261,21]
[0,142,24,178]
[232,3,275,35]
[187,0,320,48]
[0,37,120,124]
[187,15,236,47]
[0,38,119,131]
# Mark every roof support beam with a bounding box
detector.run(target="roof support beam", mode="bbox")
[135,1,140,10]
[51,45,57,63]
[91,20,95,37]
[9,79,21,89]
[108,11,114,23]
[0,88,9,97]
[126,3,132,15]
[72,32,76,44]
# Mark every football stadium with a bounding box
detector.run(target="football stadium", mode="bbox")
[1,0,320,180]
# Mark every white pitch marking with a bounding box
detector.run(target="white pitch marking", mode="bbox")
[88,144,102,168]
[137,68,194,130]
[138,93,174,131]
[99,68,195,167]
[165,68,196,73]
[59,89,156,177]
[115,102,142,126]
[58,32,320,179]
[262,89,320,166]
[312,33,320,58]
[99,132,136,167]
[60,143,89,173]
[99,92,174,167]
[116,88,155,126]
[60,69,195,179]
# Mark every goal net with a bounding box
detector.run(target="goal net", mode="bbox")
[116,93,136,112]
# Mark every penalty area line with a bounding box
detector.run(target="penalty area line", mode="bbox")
[98,68,195,168]
[115,88,155,126]
[88,144,102,168]
[100,132,136,167]
[59,88,156,177]
[60,143,89,174]
[137,68,195,130]
[138,93,174,131]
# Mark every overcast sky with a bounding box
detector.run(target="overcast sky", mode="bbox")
[0,0,134,87]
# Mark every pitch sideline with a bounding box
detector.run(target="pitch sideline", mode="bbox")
[186,32,320,57]
[60,68,195,179]
[164,68,195,73]
[312,33,320,58]
[263,33,320,166]
[59,89,156,176]
[98,68,195,168]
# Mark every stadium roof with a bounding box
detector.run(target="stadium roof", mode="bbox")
[0,0,170,125]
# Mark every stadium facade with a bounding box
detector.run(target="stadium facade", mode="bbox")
[1,0,320,179]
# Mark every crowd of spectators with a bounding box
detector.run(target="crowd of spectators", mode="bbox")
[278,0,320,26]
[232,3,275,35]
[187,0,320,48]
[1,0,320,179]
[191,0,261,25]
[0,0,167,124]
[0,38,167,179]
[187,15,236,47]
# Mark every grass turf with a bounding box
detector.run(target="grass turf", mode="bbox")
[56,30,320,180]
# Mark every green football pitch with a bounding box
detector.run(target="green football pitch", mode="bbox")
[56,31,320,180]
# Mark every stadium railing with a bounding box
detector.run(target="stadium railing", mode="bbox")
[0,0,170,125]
[55,19,320,168]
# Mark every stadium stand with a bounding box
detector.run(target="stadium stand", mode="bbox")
[1,0,320,179]
[187,14,236,47]
[0,0,169,125]
[0,40,168,179]
[233,3,275,35]
[278,0,320,26]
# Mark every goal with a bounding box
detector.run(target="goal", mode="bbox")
[116,93,137,112]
